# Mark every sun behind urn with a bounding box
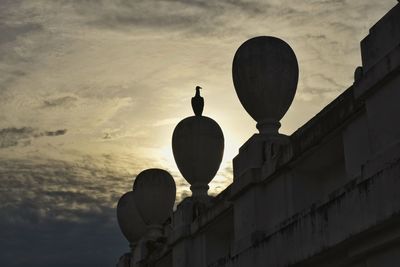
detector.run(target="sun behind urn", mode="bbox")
[172,115,224,198]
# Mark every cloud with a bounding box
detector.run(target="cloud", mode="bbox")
[61,0,271,35]
[0,127,34,148]
[152,117,181,127]
[0,155,198,266]
[0,22,42,46]
[0,157,133,267]
[0,127,67,149]
[0,1,398,266]
[43,96,78,108]
[44,129,67,136]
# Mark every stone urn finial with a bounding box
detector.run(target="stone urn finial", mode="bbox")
[116,191,147,251]
[133,169,176,240]
[232,36,299,135]
[172,90,224,202]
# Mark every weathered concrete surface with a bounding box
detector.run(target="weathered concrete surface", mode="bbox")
[361,4,400,72]
[211,141,400,266]
[125,3,400,267]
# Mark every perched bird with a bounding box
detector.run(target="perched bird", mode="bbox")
[191,86,204,116]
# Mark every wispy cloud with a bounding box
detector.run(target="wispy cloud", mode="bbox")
[0,155,201,266]
[42,96,78,108]
[0,158,130,267]
[0,127,67,149]
[152,117,181,127]
[0,0,397,266]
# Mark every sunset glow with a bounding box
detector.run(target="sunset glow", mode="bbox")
[0,1,397,266]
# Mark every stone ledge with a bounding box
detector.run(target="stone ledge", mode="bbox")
[213,146,400,266]
[355,45,400,100]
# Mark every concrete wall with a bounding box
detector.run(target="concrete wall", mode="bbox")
[134,4,400,267]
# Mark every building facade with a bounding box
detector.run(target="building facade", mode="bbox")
[117,3,400,267]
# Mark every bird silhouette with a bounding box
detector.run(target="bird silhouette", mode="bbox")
[191,86,204,116]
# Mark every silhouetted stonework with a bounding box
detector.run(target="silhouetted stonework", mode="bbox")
[117,3,400,267]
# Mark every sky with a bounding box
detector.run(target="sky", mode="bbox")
[0,0,397,266]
